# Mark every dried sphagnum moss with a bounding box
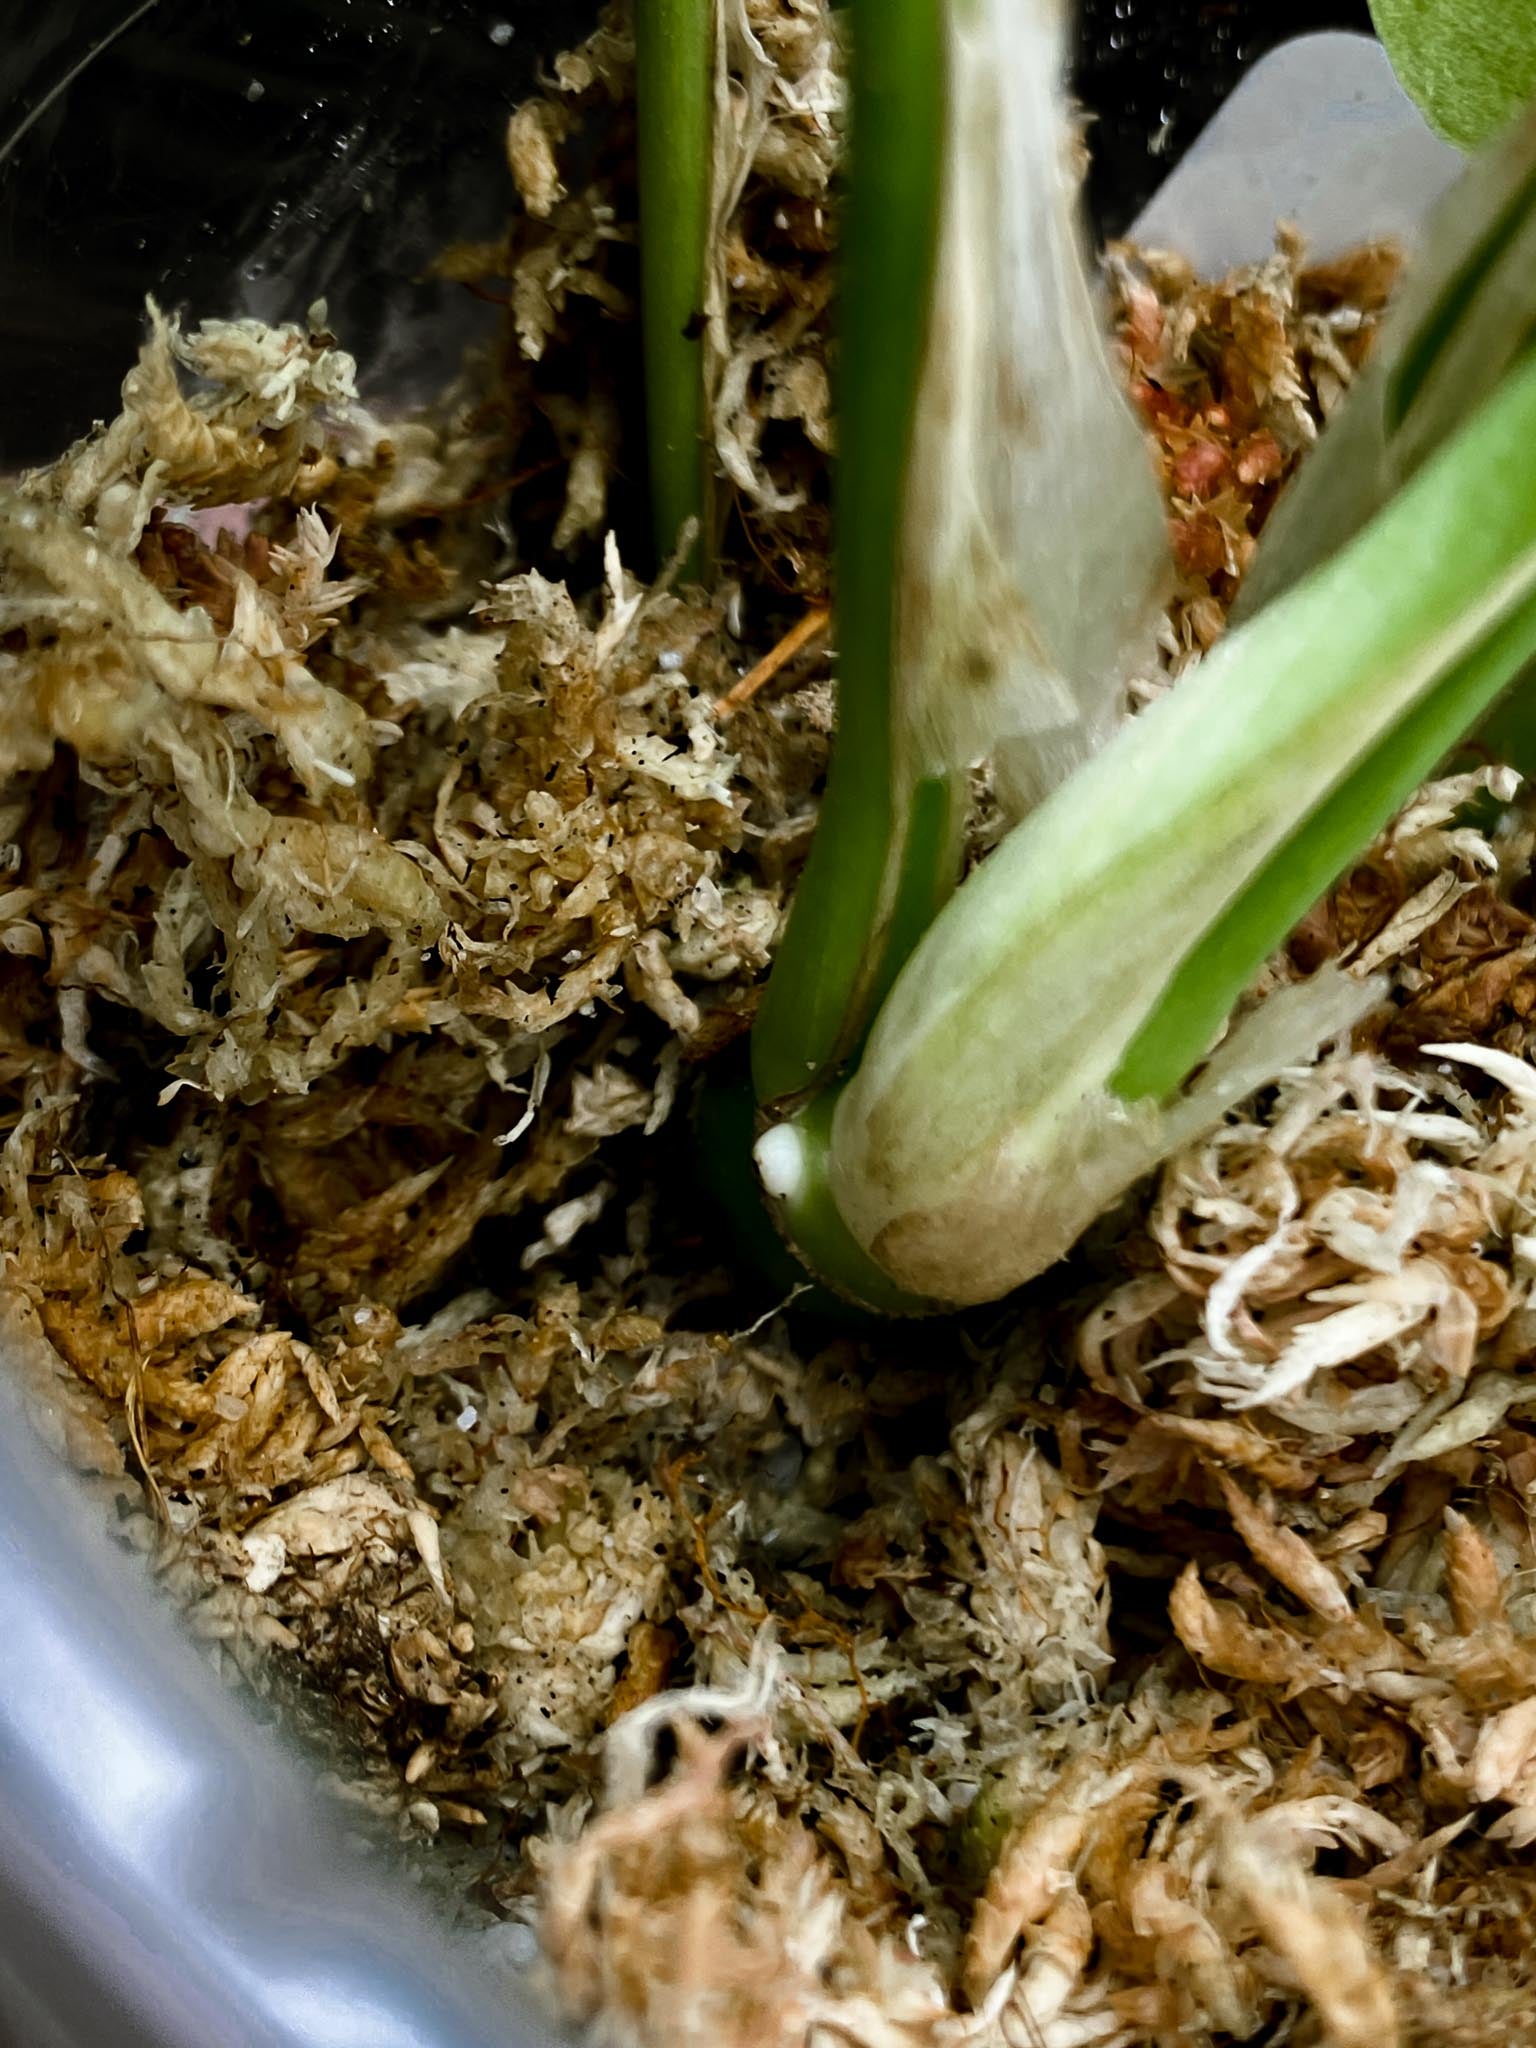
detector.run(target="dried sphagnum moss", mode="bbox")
[8,8,1536,2046]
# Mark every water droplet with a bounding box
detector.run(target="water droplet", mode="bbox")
[488,19,515,45]
[245,78,265,102]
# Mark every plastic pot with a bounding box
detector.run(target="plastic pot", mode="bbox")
[0,9,1455,2044]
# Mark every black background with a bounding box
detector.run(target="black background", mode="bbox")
[0,0,1373,469]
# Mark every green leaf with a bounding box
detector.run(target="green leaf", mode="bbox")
[1370,0,1536,150]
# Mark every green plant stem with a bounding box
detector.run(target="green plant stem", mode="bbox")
[808,348,1536,1306]
[1112,576,1536,1101]
[754,1093,936,1316]
[749,0,950,1108]
[635,0,714,576]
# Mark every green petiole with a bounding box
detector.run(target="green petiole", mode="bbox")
[635,0,715,577]
[749,0,953,1110]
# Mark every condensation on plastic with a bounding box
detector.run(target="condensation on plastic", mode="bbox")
[0,1,575,469]
[0,24,1460,2048]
